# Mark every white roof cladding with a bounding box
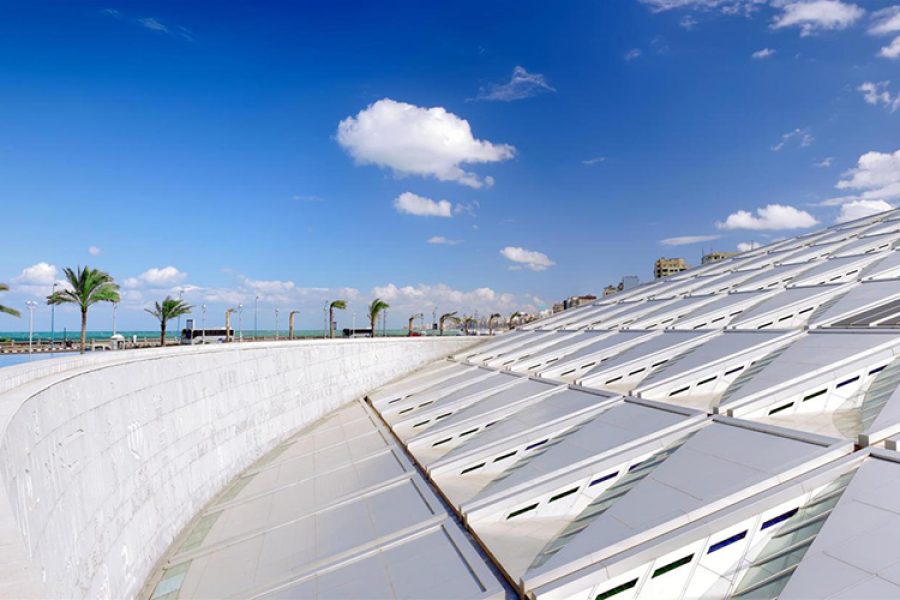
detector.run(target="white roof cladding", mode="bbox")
[171,207,900,600]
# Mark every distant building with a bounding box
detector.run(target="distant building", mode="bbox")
[563,294,597,310]
[702,251,737,265]
[602,285,618,297]
[654,257,688,279]
[552,302,565,313]
[619,275,640,291]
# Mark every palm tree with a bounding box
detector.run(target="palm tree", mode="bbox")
[408,312,423,336]
[146,296,193,347]
[488,313,501,335]
[368,298,389,337]
[328,300,347,339]
[508,311,523,329]
[0,283,20,318]
[47,266,120,354]
[439,311,460,336]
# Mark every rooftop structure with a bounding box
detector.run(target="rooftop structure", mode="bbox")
[654,256,689,279]
[155,206,900,600]
[10,211,900,599]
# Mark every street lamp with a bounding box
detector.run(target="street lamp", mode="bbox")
[274,308,280,340]
[237,304,244,342]
[201,304,207,344]
[26,300,37,355]
[254,295,259,341]
[50,282,57,351]
[112,302,118,337]
[323,302,329,339]
[176,288,184,336]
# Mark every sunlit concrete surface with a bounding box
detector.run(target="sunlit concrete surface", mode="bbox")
[0,337,474,599]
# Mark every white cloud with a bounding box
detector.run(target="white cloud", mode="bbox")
[752,47,776,58]
[625,48,642,61]
[880,36,900,58]
[660,234,723,246]
[124,266,187,288]
[500,246,556,271]
[427,236,461,245]
[717,204,819,230]
[582,156,606,166]
[88,245,101,256]
[771,127,814,151]
[835,199,894,223]
[369,282,523,314]
[474,66,556,102]
[680,14,699,29]
[393,192,453,217]
[831,150,900,205]
[858,81,900,111]
[737,241,763,252]
[813,157,834,168]
[640,0,764,13]
[869,6,900,35]
[336,98,515,188]
[138,17,168,33]
[14,262,58,285]
[771,1,865,36]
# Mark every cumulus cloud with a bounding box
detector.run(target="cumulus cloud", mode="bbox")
[813,157,834,168]
[830,150,900,205]
[717,204,819,230]
[393,192,453,217]
[370,282,524,314]
[14,262,59,285]
[752,47,776,58]
[858,81,900,111]
[835,199,894,223]
[124,266,187,288]
[771,127,814,151]
[500,246,556,271]
[660,234,723,246]
[427,236,461,245]
[474,66,556,102]
[88,245,101,256]
[737,241,763,252]
[771,0,865,36]
[336,98,515,188]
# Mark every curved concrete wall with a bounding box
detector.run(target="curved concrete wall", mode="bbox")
[0,337,473,599]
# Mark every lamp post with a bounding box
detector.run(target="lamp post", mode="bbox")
[254,295,259,341]
[112,302,118,337]
[382,308,387,337]
[201,304,207,344]
[50,282,57,351]
[26,300,37,355]
[323,302,328,339]
[289,310,299,340]
[237,304,244,342]
[274,308,280,340]
[176,288,184,336]
[432,308,437,337]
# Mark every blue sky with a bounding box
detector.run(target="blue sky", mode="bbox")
[3,0,900,331]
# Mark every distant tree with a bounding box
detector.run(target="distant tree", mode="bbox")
[508,311,523,329]
[488,313,501,335]
[47,266,120,354]
[146,296,193,348]
[368,298,390,336]
[329,300,347,339]
[439,311,460,336]
[0,283,20,318]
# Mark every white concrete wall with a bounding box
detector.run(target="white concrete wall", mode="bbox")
[0,337,473,599]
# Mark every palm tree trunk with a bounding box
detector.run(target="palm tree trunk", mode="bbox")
[370,317,376,337]
[329,307,334,339]
[80,309,87,354]
[160,321,166,347]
